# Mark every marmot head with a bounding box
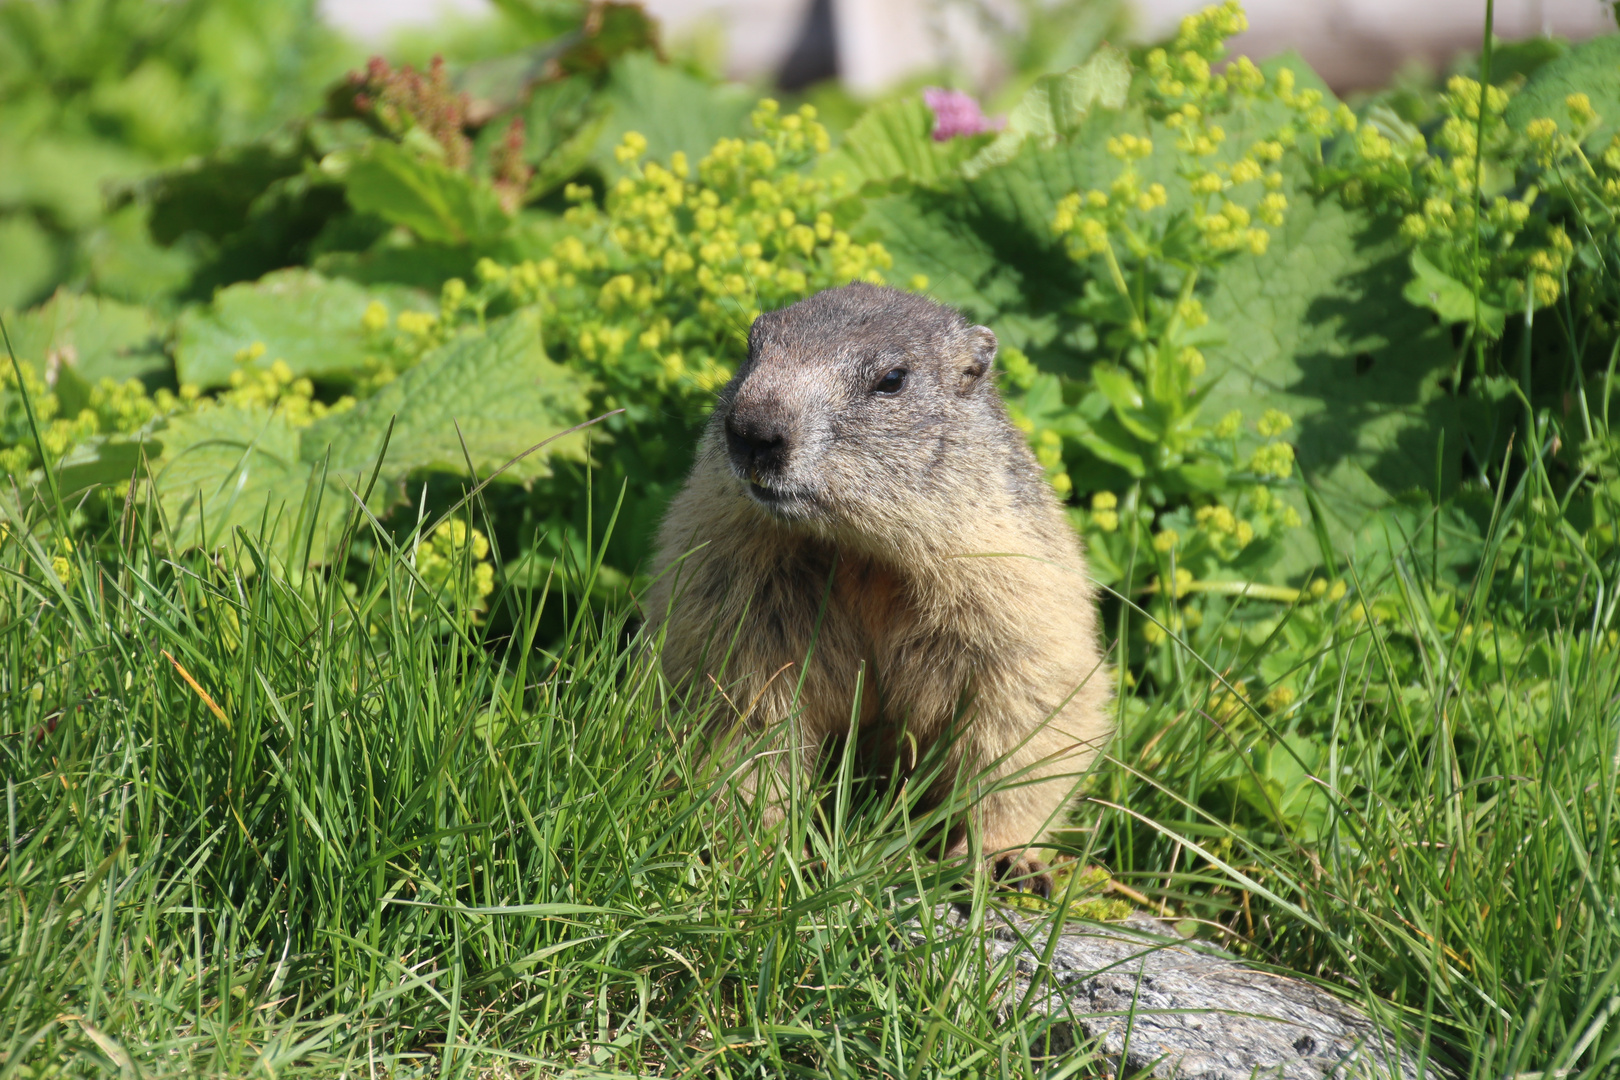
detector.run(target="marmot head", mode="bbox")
[713,282,1007,538]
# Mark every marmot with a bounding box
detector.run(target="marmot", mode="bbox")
[643,282,1111,893]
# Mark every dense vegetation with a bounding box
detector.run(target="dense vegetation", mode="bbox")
[3,0,1619,1075]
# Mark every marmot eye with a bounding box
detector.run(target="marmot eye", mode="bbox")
[873,367,908,395]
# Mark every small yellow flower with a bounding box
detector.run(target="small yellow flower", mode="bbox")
[360,300,389,333]
[614,130,649,164]
[1533,272,1561,307]
[1230,158,1262,185]
[1526,117,1559,144]
[1257,408,1293,437]
[1250,441,1295,479]
[398,311,439,337]
[1566,93,1597,125]
[1263,685,1296,712]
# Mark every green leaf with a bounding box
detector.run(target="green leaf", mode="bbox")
[336,140,512,246]
[145,312,594,564]
[1403,249,1506,336]
[173,269,432,389]
[1090,363,1159,443]
[5,288,168,384]
[513,75,613,197]
[151,403,350,565]
[80,203,198,305]
[0,213,57,311]
[1199,185,1460,577]
[1074,416,1146,476]
[856,102,1141,371]
[145,137,306,245]
[963,47,1130,178]
[1163,461,1226,495]
[305,309,595,489]
[1503,33,1620,148]
[818,96,989,189]
[53,435,151,495]
[0,135,147,232]
[592,51,753,177]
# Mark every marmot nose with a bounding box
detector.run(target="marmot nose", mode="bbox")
[725,412,788,477]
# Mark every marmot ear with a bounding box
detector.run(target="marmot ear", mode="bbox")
[959,325,997,394]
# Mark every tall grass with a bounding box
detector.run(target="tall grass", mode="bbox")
[2,439,1618,1078]
[1098,460,1620,1076]
[0,482,1113,1078]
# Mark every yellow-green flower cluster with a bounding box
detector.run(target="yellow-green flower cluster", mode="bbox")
[0,357,177,475]
[1032,428,1072,495]
[1055,2,1354,279]
[1195,483,1300,561]
[415,518,496,615]
[212,343,356,427]
[463,100,892,407]
[1090,490,1120,532]
[353,280,501,393]
[50,537,75,585]
[1338,77,1603,318]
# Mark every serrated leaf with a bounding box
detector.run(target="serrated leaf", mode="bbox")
[5,288,168,384]
[336,140,512,246]
[1199,184,1460,578]
[305,309,595,489]
[1504,33,1620,148]
[818,96,989,189]
[173,269,432,389]
[592,52,753,177]
[963,47,1130,178]
[150,403,350,565]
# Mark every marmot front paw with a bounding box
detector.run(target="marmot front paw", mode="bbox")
[993,853,1052,898]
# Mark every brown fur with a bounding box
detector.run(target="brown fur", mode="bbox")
[641,283,1112,892]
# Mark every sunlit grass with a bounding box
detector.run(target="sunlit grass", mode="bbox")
[2,455,1617,1078]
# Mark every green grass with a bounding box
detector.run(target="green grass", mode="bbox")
[1,459,1617,1079]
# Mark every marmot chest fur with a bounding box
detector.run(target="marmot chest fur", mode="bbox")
[642,282,1111,892]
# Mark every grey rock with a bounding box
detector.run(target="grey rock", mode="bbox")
[923,906,1436,1079]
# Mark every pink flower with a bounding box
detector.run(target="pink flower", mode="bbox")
[923,87,1004,141]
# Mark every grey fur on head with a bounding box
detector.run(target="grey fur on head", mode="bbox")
[716,283,1030,546]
